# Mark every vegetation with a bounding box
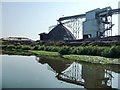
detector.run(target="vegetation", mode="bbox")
[63,55,119,64]
[31,50,60,57]
[2,50,32,56]
[1,41,120,64]
[1,43,120,58]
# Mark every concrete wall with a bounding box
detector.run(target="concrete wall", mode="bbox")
[118,1,120,35]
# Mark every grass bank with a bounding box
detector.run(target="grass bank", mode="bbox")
[31,50,60,57]
[63,55,119,64]
[2,50,33,56]
[1,43,120,64]
[2,44,120,58]
[1,48,120,65]
[29,50,120,65]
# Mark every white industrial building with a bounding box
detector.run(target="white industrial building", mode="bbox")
[83,7,113,38]
[57,6,120,39]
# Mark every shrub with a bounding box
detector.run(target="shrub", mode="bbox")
[75,47,84,55]
[6,45,15,50]
[109,46,120,58]
[88,46,102,56]
[33,45,39,50]
[1,45,7,49]
[70,47,78,54]
[21,45,31,50]
[38,45,45,50]
[101,47,110,57]
[49,46,61,52]
[59,46,70,55]
[2,42,120,58]
[15,45,22,49]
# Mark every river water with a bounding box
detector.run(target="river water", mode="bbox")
[1,55,120,89]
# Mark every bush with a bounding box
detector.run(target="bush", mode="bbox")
[48,46,60,52]
[101,47,109,57]
[38,45,45,50]
[70,47,78,54]
[109,46,120,58]
[15,45,22,49]
[59,46,70,55]
[6,45,15,50]
[33,45,39,50]
[2,42,120,58]
[87,46,103,56]
[1,45,7,49]
[21,45,32,50]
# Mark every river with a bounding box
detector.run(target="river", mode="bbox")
[1,55,120,89]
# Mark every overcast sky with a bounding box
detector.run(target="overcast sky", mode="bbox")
[1,0,120,40]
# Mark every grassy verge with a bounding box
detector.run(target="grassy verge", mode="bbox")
[2,50,32,56]
[1,43,120,65]
[1,44,120,58]
[63,55,119,64]
[1,49,120,65]
[31,50,60,57]
[31,50,120,65]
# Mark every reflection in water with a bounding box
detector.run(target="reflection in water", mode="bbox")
[56,62,84,86]
[36,57,120,89]
[36,57,72,74]
[82,64,112,89]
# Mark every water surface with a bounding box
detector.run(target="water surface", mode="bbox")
[1,55,120,89]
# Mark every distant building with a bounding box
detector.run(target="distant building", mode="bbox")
[2,37,34,44]
[39,33,48,41]
[39,23,76,41]
[118,1,120,35]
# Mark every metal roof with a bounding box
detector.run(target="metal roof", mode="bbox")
[47,23,76,41]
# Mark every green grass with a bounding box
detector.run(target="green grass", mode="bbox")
[31,50,60,57]
[63,55,119,64]
[2,43,120,58]
[2,48,119,64]
[2,50,33,56]
[1,43,120,64]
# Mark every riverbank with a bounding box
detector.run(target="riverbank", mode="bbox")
[1,49,120,65]
[1,44,120,58]
[63,55,119,64]
[31,50,120,64]
[1,43,120,64]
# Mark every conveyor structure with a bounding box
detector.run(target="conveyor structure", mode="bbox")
[55,6,120,39]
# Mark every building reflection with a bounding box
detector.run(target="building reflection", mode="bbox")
[82,64,112,89]
[36,57,119,89]
[36,57,72,74]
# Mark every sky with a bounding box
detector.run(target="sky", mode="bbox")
[1,0,120,40]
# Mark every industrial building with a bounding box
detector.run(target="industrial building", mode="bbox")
[39,23,76,41]
[39,6,120,41]
[2,37,34,44]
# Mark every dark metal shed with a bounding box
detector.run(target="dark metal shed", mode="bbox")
[47,23,76,41]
